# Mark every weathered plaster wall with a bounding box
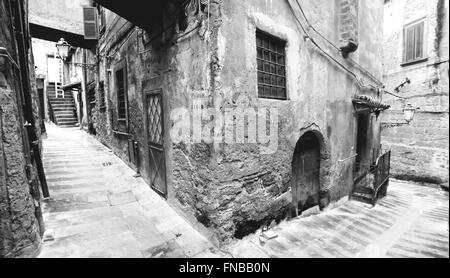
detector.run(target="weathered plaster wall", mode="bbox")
[0,0,43,257]
[170,0,385,241]
[32,38,57,78]
[382,0,449,184]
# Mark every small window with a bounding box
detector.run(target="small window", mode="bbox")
[256,30,287,100]
[115,68,127,120]
[403,20,425,64]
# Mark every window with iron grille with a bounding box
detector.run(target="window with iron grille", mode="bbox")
[257,30,287,100]
[115,69,127,120]
[403,20,426,64]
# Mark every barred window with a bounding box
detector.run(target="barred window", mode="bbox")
[115,68,127,120]
[257,31,287,100]
[403,20,425,64]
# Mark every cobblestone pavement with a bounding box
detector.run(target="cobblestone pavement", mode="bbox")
[230,181,449,258]
[38,124,222,258]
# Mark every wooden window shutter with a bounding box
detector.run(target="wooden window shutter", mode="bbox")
[403,20,425,64]
[415,22,424,59]
[83,7,98,40]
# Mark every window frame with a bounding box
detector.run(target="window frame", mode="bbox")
[256,30,287,100]
[114,60,128,122]
[402,18,427,66]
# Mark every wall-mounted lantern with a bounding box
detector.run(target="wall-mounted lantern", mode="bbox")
[382,103,419,129]
[56,38,70,61]
[403,103,416,124]
[55,38,96,70]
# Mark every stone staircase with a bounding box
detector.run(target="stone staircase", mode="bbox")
[47,84,78,128]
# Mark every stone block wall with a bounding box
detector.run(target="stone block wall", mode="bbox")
[382,0,449,185]
[0,0,44,258]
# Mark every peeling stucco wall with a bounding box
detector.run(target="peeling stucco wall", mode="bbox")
[382,0,449,184]
[193,0,384,242]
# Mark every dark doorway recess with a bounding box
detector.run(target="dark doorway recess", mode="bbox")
[292,132,321,214]
[355,113,370,177]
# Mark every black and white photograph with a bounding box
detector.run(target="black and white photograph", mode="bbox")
[0,0,448,264]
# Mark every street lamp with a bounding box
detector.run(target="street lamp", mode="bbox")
[56,38,70,61]
[403,103,416,124]
[55,38,96,70]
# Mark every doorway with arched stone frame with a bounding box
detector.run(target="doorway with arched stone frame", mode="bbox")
[291,131,322,214]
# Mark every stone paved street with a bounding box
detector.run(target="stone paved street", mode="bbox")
[230,181,449,258]
[38,124,449,258]
[38,124,222,258]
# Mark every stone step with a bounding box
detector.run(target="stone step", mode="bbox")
[58,124,79,128]
[52,106,75,110]
[49,98,74,102]
[54,112,76,117]
[55,117,78,122]
[50,102,74,107]
[351,192,375,205]
[57,121,78,126]
[52,105,75,109]
[353,186,375,195]
[55,115,77,119]
[51,101,75,105]
[47,92,72,98]
[58,121,78,125]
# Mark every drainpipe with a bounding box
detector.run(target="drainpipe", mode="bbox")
[82,49,89,130]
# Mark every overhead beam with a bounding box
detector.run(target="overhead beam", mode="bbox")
[93,0,156,31]
[30,23,96,50]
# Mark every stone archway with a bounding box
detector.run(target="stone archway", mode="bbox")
[292,131,322,214]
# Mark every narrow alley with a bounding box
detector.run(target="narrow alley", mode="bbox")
[1,0,448,262]
[38,124,222,258]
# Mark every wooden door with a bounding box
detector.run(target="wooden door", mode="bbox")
[292,132,321,213]
[145,89,167,196]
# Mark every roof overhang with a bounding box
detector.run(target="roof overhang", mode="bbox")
[352,95,391,114]
[61,81,82,91]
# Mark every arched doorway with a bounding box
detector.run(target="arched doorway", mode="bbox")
[292,131,321,214]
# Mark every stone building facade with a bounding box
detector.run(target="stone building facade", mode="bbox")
[90,0,386,243]
[382,0,449,185]
[0,0,46,257]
